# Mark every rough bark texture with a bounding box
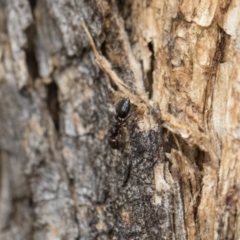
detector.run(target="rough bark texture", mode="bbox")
[0,0,239,239]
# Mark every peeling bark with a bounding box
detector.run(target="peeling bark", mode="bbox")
[0,0,240,239]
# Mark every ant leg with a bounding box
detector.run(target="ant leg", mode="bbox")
[122,157,132,187]
[122,114,132,127]
[110,148,117,157]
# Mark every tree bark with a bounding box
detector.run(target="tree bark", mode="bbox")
[0,0,239,239]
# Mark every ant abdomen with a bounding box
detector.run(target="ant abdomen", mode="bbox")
[115,98,131,120]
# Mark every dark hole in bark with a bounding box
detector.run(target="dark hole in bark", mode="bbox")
[25,25,39,81]
[216,27,228,64]
[146,41,154,99]
[28,0,37,13]
[46,82,59,132]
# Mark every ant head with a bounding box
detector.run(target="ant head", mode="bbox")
[115,98,131,119]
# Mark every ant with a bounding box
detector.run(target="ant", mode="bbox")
[109,98,131,150]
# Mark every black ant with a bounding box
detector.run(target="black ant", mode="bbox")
[109,98,131,150]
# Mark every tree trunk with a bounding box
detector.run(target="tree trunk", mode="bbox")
[0,0,239,239]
